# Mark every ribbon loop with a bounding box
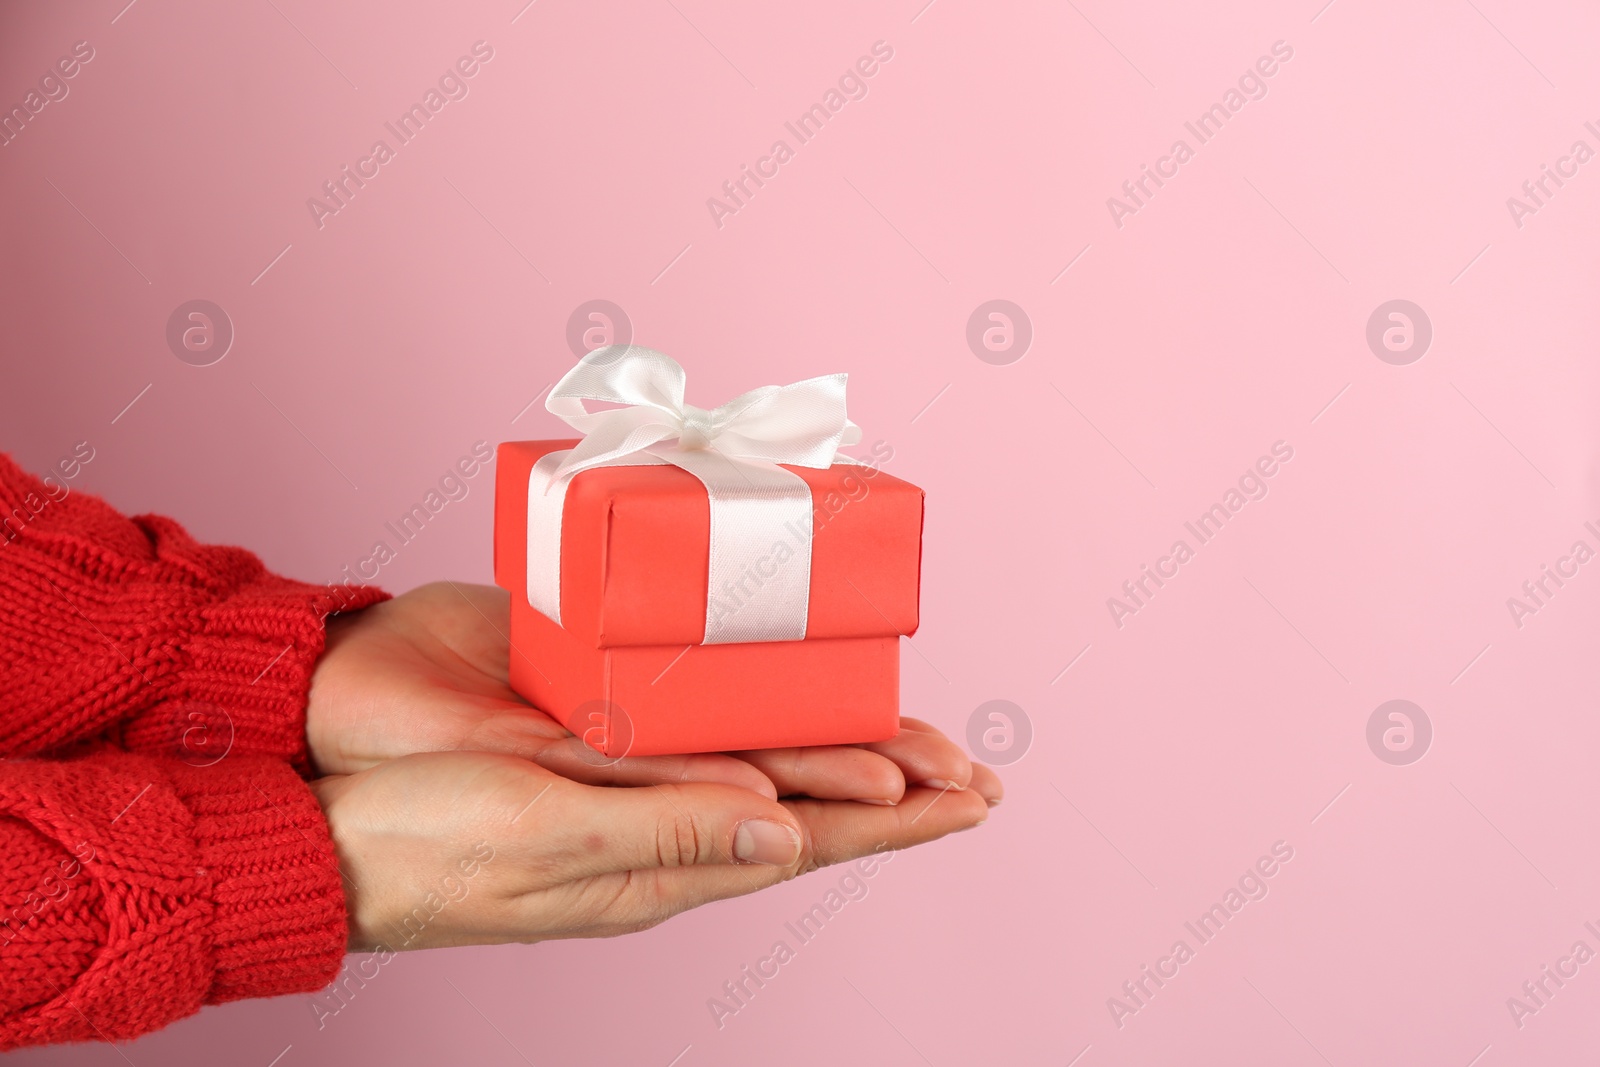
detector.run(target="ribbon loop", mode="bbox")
[547,347,858,479]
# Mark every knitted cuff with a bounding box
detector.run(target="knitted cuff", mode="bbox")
[123,575,389,775]
[0,750,349,1049]
[167,757,350,1004]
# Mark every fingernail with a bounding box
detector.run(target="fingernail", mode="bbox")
[984,795,1002,807]
[734,820,801,865]
[958,819,987,832]
[856,798,898,806]
[918,779,964,791]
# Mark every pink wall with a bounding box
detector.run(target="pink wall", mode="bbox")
[4,0,1600,1063]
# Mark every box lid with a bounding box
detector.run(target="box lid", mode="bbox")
[494,439,922,648]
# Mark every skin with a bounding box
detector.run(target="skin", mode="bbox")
[306,582,1001,950]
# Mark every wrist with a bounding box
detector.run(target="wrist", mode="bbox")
[309,773,380,952]
[305,611,362,778]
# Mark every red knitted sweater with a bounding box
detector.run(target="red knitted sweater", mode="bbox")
[0,453,388,1049]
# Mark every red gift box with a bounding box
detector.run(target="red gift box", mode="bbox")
[493,439,924,755]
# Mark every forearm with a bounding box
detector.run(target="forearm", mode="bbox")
[0,748,348,1049]
[0,453,387,770]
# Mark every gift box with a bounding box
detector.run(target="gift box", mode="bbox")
[492,348,924,756]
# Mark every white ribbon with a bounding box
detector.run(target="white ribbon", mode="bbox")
[527,346,861,644]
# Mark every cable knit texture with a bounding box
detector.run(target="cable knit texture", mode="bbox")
[0,452,388,772]
[0,454,387,1048]
[0,750,349,1049]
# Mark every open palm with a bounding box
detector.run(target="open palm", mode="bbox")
[306,582,1002,806]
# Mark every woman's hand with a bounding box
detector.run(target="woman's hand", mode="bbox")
[311,750,991,951]
[307,583,1003,807]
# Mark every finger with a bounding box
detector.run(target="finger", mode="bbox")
[889,719,1003,806]
[895,716,945,734]
[533,740,781,801]
[730,745,905,804]
[536,781,805,879]
[968,762,1004,807]
[786,784,990,866]
[459,712,781,800]
[857,720,976,792]
[617,784,991,917]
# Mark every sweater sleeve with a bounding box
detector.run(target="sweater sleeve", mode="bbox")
[0,453,389,773]
[0,747,348,1050]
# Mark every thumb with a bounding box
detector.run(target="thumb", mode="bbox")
[547,781,804,877]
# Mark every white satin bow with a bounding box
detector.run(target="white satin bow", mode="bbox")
[527,346,864,645]
[547,346,862,478]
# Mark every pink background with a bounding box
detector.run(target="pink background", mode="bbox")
[4,0,1599,1063]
